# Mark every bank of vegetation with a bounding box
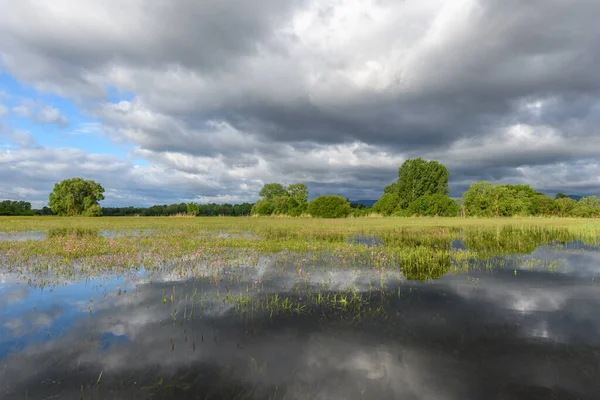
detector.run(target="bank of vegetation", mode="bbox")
[1,159,599,218]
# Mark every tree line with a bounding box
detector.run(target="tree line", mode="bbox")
[0,200,35,216]
[253,158,600,218]
[1,162,599,217]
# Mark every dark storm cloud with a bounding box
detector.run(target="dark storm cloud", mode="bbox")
[1,0,600,204]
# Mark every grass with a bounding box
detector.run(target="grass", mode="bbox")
[0,215,597,233]
[1,216,599,286]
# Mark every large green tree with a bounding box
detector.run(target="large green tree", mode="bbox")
[384,158,450,209]
[258,183,287,200]
[48,178,105,216]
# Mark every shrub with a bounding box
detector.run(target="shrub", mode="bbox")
[373,193,400,216]
[406,194,459,217]
[307,195,351,218]
[251,199,275,216]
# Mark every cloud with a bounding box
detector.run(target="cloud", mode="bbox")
[35,106,68,126]
[0,145,262,207]
[11,100,69,127]
[1,0,600,203]
[0,104,8,118]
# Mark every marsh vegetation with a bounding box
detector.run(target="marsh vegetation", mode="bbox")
[1,217,600,399]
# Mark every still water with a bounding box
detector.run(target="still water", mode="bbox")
[1,244,599,399]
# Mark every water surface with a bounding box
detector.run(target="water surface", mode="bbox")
[1,244,599,399]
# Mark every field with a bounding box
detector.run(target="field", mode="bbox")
[1,216,600,398]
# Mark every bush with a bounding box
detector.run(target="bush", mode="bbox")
[307,195,351,218]
[406,194,459,217]
[251,199,275,216]
[82,204,103,217]
[572,196,600,218]
[373,193,400,216]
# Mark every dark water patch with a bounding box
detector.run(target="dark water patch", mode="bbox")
[451,239,465,250]
[346,235,384,247]
[545,239,600,251]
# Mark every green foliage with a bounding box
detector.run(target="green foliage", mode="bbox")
[383,158,450,209]
[405,194,459,217]
[555,192,569,199]
[287,183,308,204]
[82,204,102,217]
[0,200,35,216]
[463,182,537,217]
[307,195,351,218]
[383,181,399,194]
[350,207,372,217]
[462,181,495,217]
[555,197,577,217]
[373,193,400,216]
[259,183,287,200]
[140,202,252,216]
[252,183,309,216]
[529,194,557,216]
[252,199,275,216]
[48,178,105,216]
[461,183,600,218]
[100,206,143,216]
[187,202,200,216]
[33,206,55,216]
[572,196,600,218]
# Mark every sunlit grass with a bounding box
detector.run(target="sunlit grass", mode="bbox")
[1,216,599,287]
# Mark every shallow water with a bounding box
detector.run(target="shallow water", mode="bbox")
[1,245,599,399]
[0,229,154,241]
[0,232,46,241]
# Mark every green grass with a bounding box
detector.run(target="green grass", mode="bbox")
[1,216,599,283]
[0,215,598,232]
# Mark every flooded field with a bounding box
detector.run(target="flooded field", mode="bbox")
[1,217,599,399]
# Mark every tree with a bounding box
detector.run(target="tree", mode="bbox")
[529,194,557,216]
[0,200,35,216]
[187,202,200,216]
[259,183,287,200]
[251,199,275,216]
[48,178,105,216]
[307,195,351,218]
[462,181,495,217]
[287,183,308,204]
[253,182,308,216]
[572,196,600,218]
[385,158,450,209]
[555,197,577,217]
[406,194,459,217]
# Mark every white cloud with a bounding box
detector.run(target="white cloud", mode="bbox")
[0,0,600,202]
[35,106,68,126]
[11,100,69,127]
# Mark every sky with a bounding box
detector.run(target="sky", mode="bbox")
[1,0,600,208]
